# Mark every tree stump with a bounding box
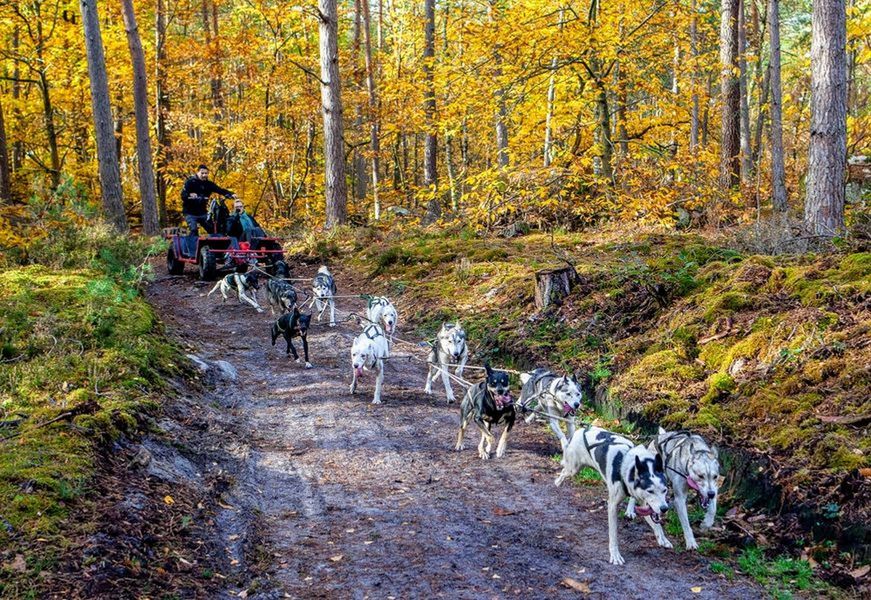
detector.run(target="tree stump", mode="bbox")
[534,265,578,310]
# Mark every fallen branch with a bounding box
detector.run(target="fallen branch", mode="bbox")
[819,414,871,427]
[1,401,100,442]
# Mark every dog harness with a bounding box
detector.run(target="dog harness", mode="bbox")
[655,431,704,493]
[362,325,384,340]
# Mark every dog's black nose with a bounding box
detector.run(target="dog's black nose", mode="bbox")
[707,491,716,499]
[660,503,669,513]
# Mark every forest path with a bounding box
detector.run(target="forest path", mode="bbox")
[147,263,760,600]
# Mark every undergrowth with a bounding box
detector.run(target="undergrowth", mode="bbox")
[0,222,177,597]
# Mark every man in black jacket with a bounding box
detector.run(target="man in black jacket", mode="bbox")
[181,165,235,236]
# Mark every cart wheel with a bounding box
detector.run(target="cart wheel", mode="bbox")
[199,245,217,280]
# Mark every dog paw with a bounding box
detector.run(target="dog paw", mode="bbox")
[625,508,637,520]
[685,539,699,550]
[495,449,505,458]
[658,538,674,549]
[455,444,464,451]
[609,552,625,566]
[424,387,432,395]
[349,385,356,394]
[371,399,382,404]
[256,308,264,313]
[295,358,301,363]
[305,362,313,369]
[700,518,715,530]
[329,323,336,328]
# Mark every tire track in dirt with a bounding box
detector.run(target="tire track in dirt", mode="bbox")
[148,266,762,599]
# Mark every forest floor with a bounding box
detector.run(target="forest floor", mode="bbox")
[138,260,767,599]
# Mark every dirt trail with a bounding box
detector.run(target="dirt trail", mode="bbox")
[147,264,761,599]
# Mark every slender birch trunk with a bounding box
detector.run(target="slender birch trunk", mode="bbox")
[121,0,159,235]
[768,0,787,212]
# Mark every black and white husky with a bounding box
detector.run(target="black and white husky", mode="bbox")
[366,296,398,341]
[266,278,297,315]
[455,364,515,460]
[424,321,468,403]
[312,266,337,327]
[626,427,720,550]
[518,368,584,451]
[555,426,671,565]
[207,271,263,312]
[350,323,390,404]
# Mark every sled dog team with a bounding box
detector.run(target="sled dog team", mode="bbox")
[209,262,722,566]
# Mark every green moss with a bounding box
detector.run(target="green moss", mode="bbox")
[702,373,736,403]
[837,252,871,280]
[0,263,177,591]
[702,291,751,322]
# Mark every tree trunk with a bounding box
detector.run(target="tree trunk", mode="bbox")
[720,0,741,189]
[361,0,381,220]
[352,0,367,201]
[702,74,712,148]
[544,56,557,166]
[446,134,458,210]
[690,0,700,152]
[805,0,847,236]
[11,26,23,172]
[543,9,565,167]
[615,61,629,158]
[38,70,61,190]
[113,91,123,171]
[738,0,752,182]
[423,0,437,187]
[80,0,127,232]
[752,63,770,168]
[155,0,169,225]
[318,0,348,228]
[0,98,10,201]
[491,0,508,168]
[594,80,614,183]
[121,0,159,235]
[768,0,787,212]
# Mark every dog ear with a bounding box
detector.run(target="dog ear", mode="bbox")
[484,362,493,377]
[654,452,664,473]
[634,455,644,475]
[711,445,719,459]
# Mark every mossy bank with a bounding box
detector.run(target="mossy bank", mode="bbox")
[293,226,870,574]
[0,259,178,596]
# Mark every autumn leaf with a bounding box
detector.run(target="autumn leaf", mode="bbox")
[561,577,591,593]
[163,495,175,505]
